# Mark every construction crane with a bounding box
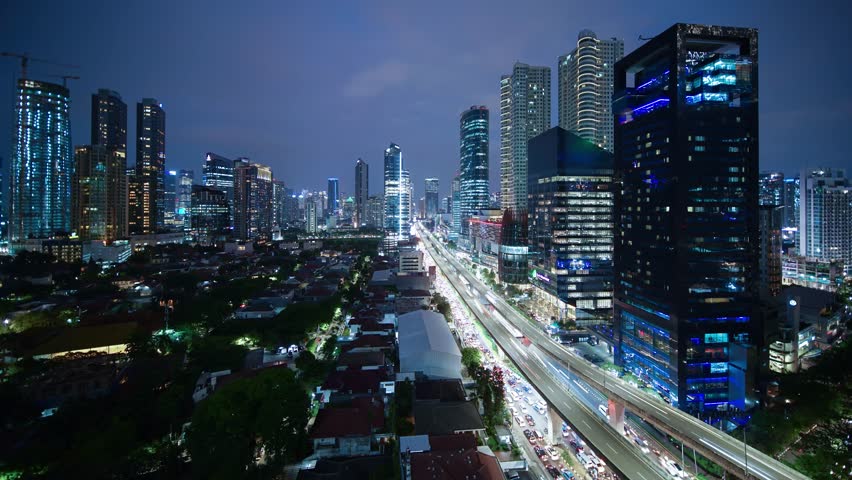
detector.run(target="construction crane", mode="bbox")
[48,74,80,87]
[1,51,78,79]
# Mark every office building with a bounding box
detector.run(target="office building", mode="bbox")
[0,156,4,240]
[500,63,551,213]
[759,205,783,299]
[558,30,623,153]
[272,180,286,228]
[164,170,178,229]
[234,162,274,240]
[383,143,409,242]
[425,178,439,218]
[72,145,128,242]
[798,168,852,274]
[450,174,461,241]
[9,79,72,242]
[782,255,844,292]
[782,177,799,230]
[190,185,229,245]
[203,153,234,201]
[355,158,369,227]
[528,127,614,325]
[177,170,194,230]
[459,106,490,238]
[365,195,383,229]
[613,24,759,411]
[758,172,784,206]
[91,89,127,150]
[468,209,503,270]
[131,99,166,234]
[327,177,340,217]
[306,201,318,234]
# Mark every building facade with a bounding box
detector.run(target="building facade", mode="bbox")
[202,153,235,226]
[759,205,783,299]
[355,158,369,227]
[383,143,410,243]
[468,209,503,271]
[613,24,760,412]
[798,168,852,275]
[424,178,439,219]
[528,128,614,326]
[459,106,490,238]
[450,174,461,241]
[132,99,166,234]
[72,145,128,242]
[9,79,73,242]
[327,177,339,217]
[306,201,318,234]
[91,89,127,151]
[233,162,273,240]
[500,63,551,214]
[190,185,229,245]
[558,30,623,153]
[758,171,784,206]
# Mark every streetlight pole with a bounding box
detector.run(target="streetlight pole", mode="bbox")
[743,426,749,479]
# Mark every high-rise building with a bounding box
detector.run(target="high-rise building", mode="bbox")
[782,177,799,230]
[190,185,229,245]
[306,201,318,234]
[272,180,286,228]
[613,24,760,411]
[234,162,274,240]
[0,156,5,240]
[202,152,235,229]
[450,174,461,241]
[283,188,299,224]
[9,79,72,242]
[558,30,623,153]
[402,170,412,231]
[759,205,783,299]
[132,99,166,234]
[91,89,127,150]
[500,62,551,213]
[127,167,140,234]
[177,170,194,230]
[425,178,440,218]
[459,106,490,238]
[383,143,409,242]
[442,196,451,215]
[758,171,784,206]
[355,158,369,227]
[799,169,852,274]
[72,145,128,242]
[164,170,178,229]
[528,128,614,325]
[327,177,340,217]
[365,195,383,229]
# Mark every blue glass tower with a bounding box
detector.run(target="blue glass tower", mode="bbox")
[383,143,406,241]
[613,24,759,412]
[459,106,489,238]
[9,79,73,241]
[327,177,340,216]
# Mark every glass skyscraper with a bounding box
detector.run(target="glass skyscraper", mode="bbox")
[355,158,368,227]
[132,98,165,234]
[424,178,439,218]
[203,152,234,229]
[234,162,273,240]
[459,106,489,238]
[450,174,461,241]
[528,127,614,325]
[327,177,339,217]
[383,143,409,242]
[72,145,127,242]
[91,89,127,150]
[558,30,623,153]
[9,79,73,242]
[190,185,229,245]
[758,171,784,206]
[613,24,760,412]
[799,168,852,275]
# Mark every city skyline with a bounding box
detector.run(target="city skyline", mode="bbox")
[2,2,851,199]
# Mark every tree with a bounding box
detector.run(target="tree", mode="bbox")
[461,346,482,374]
[187,368,309,479]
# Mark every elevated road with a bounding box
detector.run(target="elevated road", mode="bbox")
[418,226,809,480]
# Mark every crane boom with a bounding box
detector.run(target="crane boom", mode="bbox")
[1,52,78,79]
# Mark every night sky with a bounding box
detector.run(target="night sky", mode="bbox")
[2,0,851,200]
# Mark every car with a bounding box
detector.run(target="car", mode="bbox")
[510,406,518,416]
[520,404,528,413]
[536,405,547,415]
[546,465,561,478]
[597,404,609,418]
[561,471,575,480]
[524,414,534,422]
[514,415,526,427]
[633,436,650,454]
[534,430,544,441]
[525,396,533,404]
[546,446,560,461]
[569,440,582,452]
[534,446,547,459]
[523,429,535,442]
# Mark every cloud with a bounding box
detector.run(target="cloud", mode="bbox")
[343,60,411,98]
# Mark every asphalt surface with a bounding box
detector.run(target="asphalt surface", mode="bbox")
[418,225,810,480]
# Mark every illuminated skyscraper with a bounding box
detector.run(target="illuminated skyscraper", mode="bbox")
[131,98,165,234]
[9,79,72,241]
[450,174,461,241]
[613,24,759,411]
[424,178,439,218]
[799,169,852,274]
[758,171,784,206]
[190,185,229,245]
[91,89,127,150]
[459,106,489,238]
[202,152,234,229]
[355,158,369,227]
[72,145,128,242]
[306,201,318,234]
[234,162,273,240]
[327,177,340,216]
[558,30,623,152]
[500,63,550,213]
[383,143,409,242]
[164,170,178,228]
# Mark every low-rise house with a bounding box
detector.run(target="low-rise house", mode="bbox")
[310,397,387,458]
[192,369,232,403]
[400,433,503,480]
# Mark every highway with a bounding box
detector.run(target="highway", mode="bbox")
[417,225,810,480]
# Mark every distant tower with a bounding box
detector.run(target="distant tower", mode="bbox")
[327,177,340,217]
[132,99,165,234]
[234,162,274,240]
[424,178,440,218]
[459,106,489,238]
[9,79,73,241]
[355,158,369,227]
[383,143,409,242]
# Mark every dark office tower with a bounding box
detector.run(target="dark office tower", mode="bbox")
[500,63,551,213]
[460,106,490,238]
[133,98,165,234]
[72,145,128,242]
[177,170,194,230]
[327,178,340,217]
[758,171,784,206]
[759,205,783,299]
[781,177,799,230]
[9,80,72,242]
[450,174,461,240]
[91,89,127,150]
[528,128,614,326]
[0,156,4,240]
[558,30,624,153]
[190,185,229,245]
[234,162,273,240]
[164,170,178,229]
[355,158,369,227]
[425,178,439,218]
[272,180,286,228]
[202,153,234,228]
[613,24,759,412]
[127,167,140,234]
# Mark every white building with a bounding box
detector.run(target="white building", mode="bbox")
[398,310,462,380]
[799,168,852,275]
[399,249,424,274]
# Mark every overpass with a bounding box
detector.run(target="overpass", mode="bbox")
[418,225,809,480]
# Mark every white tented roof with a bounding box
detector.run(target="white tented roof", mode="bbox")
[398,310,460,357]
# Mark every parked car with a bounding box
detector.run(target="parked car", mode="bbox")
[546,465,561,478]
